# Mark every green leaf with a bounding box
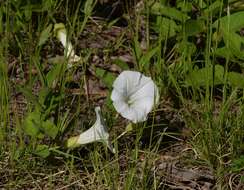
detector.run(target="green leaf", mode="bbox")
[46,63,63,88]
[231,155,244,172]
[34,144,50,158]
[177,2,192,12]
[38,24,53,47]
[42,120,58,139]
[185,19,205,36]
[133,39,142,62]
[228,72,244,88]
[23,5,32,21]
[177,41,196,57]
[139,46,160,69]
[213,12,244,60]
[222,32,244,60]
[95,68,116,89]
[214,47,234,59]
[203,0,222,16]
[154,17,178,38]
[185,65,224,87]
[214,11,244,32]
[112,59,129,70]
[38,87,50,106]
[125,123,133,132]
[151,2,189,22]
[84,0,94,16]
[24,111,41,138]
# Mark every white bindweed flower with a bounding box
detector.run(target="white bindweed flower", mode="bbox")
[111,71,159,123]
[67,107,115,153]
[54,23,81,67]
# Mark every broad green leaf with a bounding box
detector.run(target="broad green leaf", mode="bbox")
[203,0,222,16]
[38,87,50,106]
[95,68,116,89]
[213,12,244,59]
[151,2,189,22]
[38,24,52,47]
[42,120,58,139]
[23,5,32,21]
[223,32,244,60]
[214,12,244,32]
[214,47,234,59]
[228,72,244,88]
[34,144,50,158]
[185,65,224,87]
[154,17,178,39]
[112,59,129,70]
[177,41,196,57]
[185,19,205,36]
[197,1,207,9]
[47,55,65,65]
[177,2,192,12]
[46,63,63,88]
[212,12,244,61]
[24,111,41,138]
[139,46,160,69]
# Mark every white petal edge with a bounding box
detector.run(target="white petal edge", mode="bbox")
[68,107,115,153]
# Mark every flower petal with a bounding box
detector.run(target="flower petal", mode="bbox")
[67,107,115,153]
[117,104,139,122]
[54,23,81,67]
[111,88,126,102]
[130,81,158,103]
[111,71,159,123]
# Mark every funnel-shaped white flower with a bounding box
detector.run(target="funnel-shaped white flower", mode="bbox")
[54,23,81,67]
[67,107,115,153]
[111,71,159,123]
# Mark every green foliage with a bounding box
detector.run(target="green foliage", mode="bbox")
[22,88,60,140]
[95,67,116,89]
[144,0,244,184]
[112,59,129,70]
[3,0,56,33]
[2,0,244,188]
[24,111,42,138]
[185,65,225,87]
[153,17,179,39]
[185,65,244,88]
[18,62,66,156]
[185,19,205,37]
[213,12,244,60]
[46,63,64,88]
[33,144,50,158]
[151,2,189,22]
[228,72,244,88]
[38,24,53,47]
[231,155,244,172]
